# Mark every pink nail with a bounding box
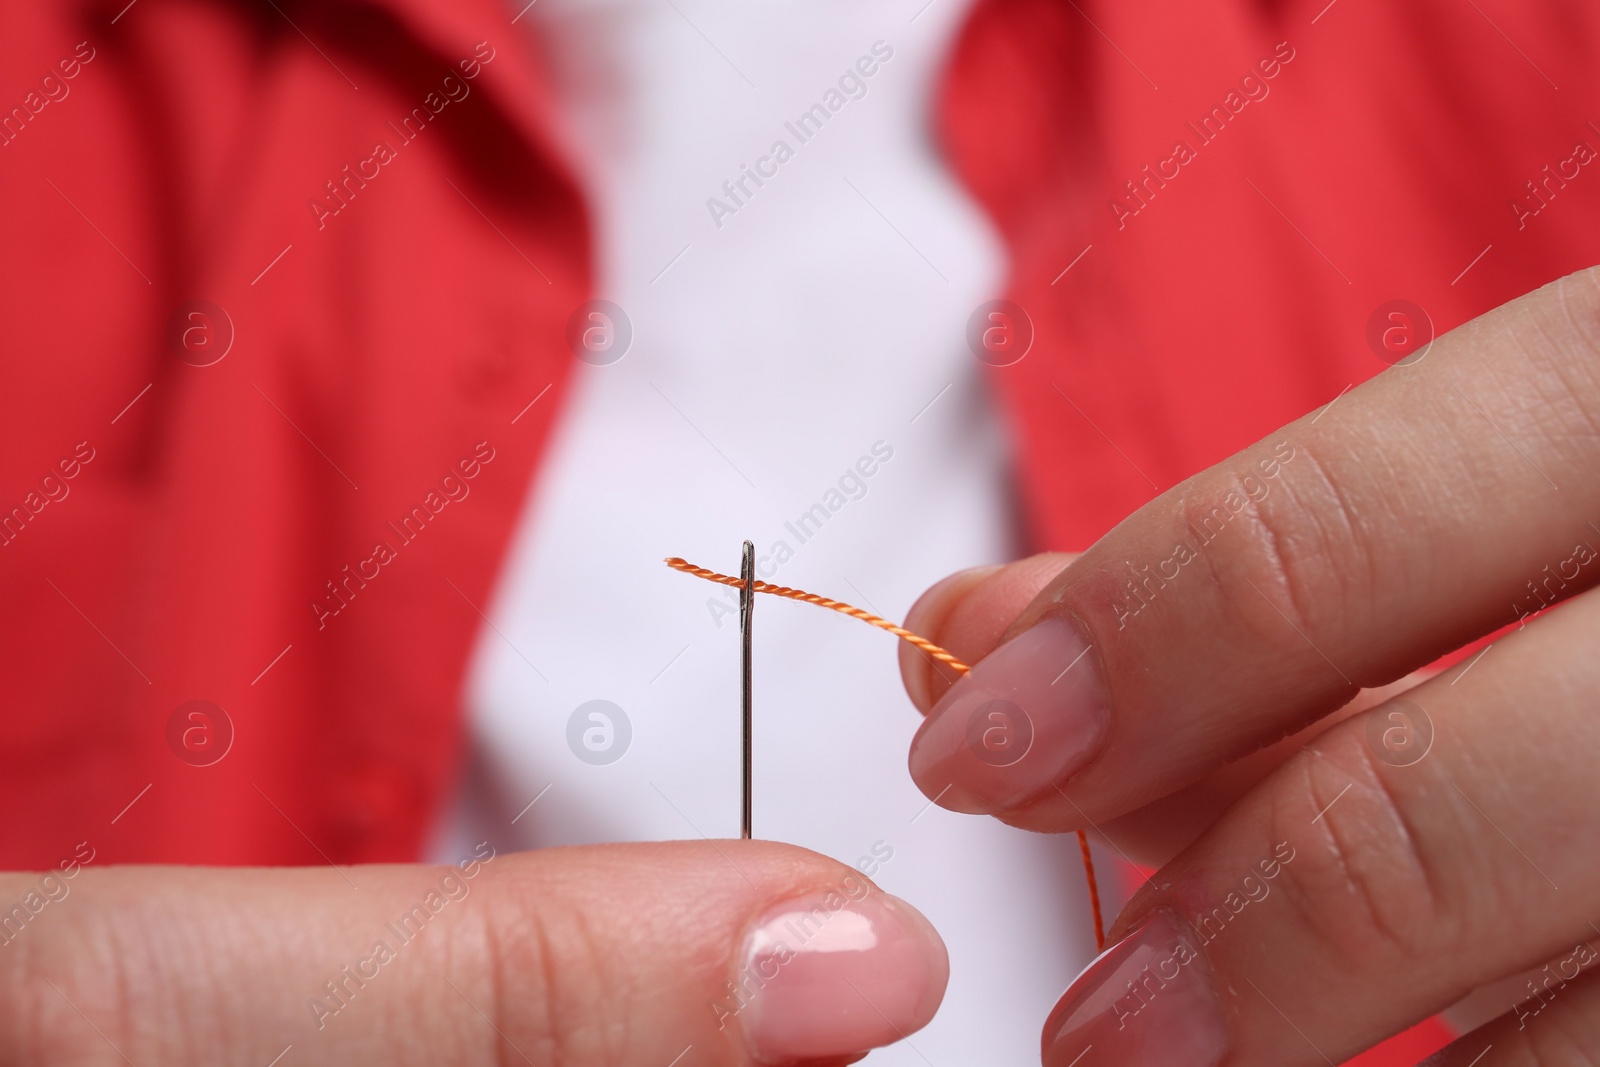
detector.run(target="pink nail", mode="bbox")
[908,617,1109,814]
[1042,910,1228,1067]
[732,891,949,1063]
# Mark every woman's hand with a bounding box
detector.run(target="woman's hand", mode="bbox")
[899,266,1600,1065]
[0,841,947,1065]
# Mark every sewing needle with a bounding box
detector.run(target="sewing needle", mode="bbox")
[739,539,754,840]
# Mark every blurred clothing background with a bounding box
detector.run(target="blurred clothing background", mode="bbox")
[2,0,1597,1061]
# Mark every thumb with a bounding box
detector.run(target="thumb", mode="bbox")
[3,840,948,1065]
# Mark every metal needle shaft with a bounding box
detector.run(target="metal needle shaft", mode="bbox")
[739,539,755,840]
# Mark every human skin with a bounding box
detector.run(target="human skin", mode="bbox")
[899,266,1600,1065]
[0,841,947,1065]
[6,269,1596,1067]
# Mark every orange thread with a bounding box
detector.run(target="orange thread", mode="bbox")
[665,555,1108,951]
[1076,824,1106,951]
[665,558,971,675]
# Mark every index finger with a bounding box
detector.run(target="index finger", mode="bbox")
[907,265,1600,828]
[3,842,947,1065]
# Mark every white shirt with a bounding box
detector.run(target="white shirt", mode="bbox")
[435,1,1100,1060]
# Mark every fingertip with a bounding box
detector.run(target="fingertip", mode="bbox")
[898,554,1078,714]
[900,564,1000,712]
[735,890,950,1063]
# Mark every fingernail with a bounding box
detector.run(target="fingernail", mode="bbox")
[908,616,1109,814]
[1041,909,1227,1067]
[733,891,949,1063]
